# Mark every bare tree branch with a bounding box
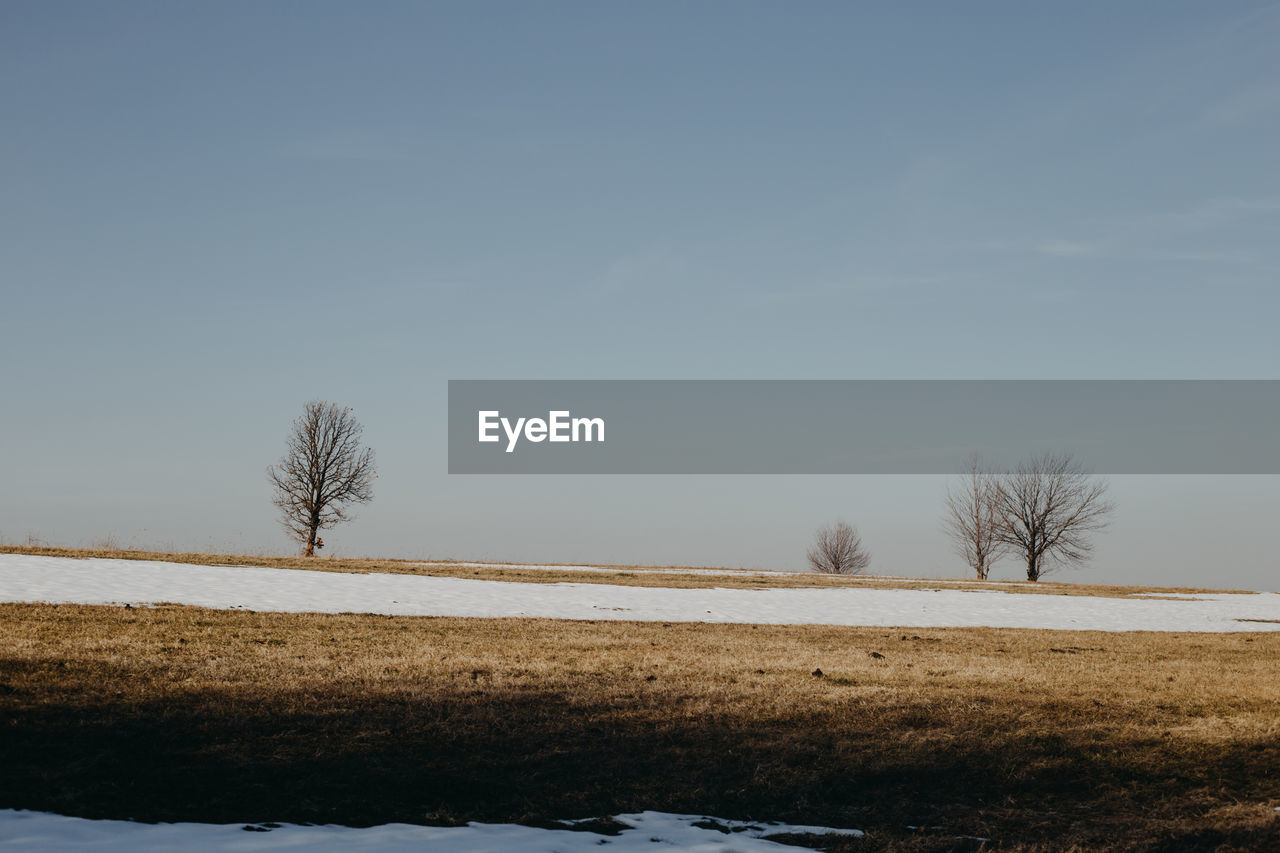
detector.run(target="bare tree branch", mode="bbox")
[807,521,871,575]
[942,452,1008,580]
[267,401,376,556]
[993,451,1114,581]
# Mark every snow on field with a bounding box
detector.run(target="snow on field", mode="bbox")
[2,554,1279,632]
[0,810,862,851]
[430,561,779,577]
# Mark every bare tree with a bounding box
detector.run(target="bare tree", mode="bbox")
[268,401,376,557]
[942,452,1007,580]
[807,521,871,575]
[994,451,1114,581]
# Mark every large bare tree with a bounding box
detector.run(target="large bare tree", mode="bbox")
[807,521,871,575]
[994,451,1114,581]
[268,401,376,557]
[942,453,1007,580]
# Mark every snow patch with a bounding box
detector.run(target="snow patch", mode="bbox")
[0,810,862,851]
[2,555,1279,632]
[431,561,778,577]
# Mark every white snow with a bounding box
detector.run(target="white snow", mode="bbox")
[428,561,779,577]
[0,810,861,851]
[2,554,1278,632]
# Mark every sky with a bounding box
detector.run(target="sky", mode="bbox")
[3,1,1278,589]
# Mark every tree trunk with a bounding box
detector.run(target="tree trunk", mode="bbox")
[1026,553,1040,582]
[303,516,319,557]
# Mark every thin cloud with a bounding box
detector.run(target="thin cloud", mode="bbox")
[1199,82,1280,128]
[279,132,411,163]
[1036,240,1100,257]
[1095,197,1280,234]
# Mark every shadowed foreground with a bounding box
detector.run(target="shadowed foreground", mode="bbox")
[2,603,1278,851]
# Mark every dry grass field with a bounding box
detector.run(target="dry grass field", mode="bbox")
[2,601,1279,851]
[0,544,1258,597]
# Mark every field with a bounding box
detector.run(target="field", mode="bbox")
[3,551,1280,852]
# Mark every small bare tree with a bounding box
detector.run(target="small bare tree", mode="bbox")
[994,451,1114,581]
[943,453,1007,580]
[268,401,376,557]
[807,521,871,575]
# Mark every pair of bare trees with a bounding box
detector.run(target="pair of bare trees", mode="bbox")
[943,451,1114,582]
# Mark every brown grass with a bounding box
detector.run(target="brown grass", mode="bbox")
[2,603,1278,851]
[0,544,1259,597]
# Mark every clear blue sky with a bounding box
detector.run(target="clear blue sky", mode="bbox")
[3,2,1278,587]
